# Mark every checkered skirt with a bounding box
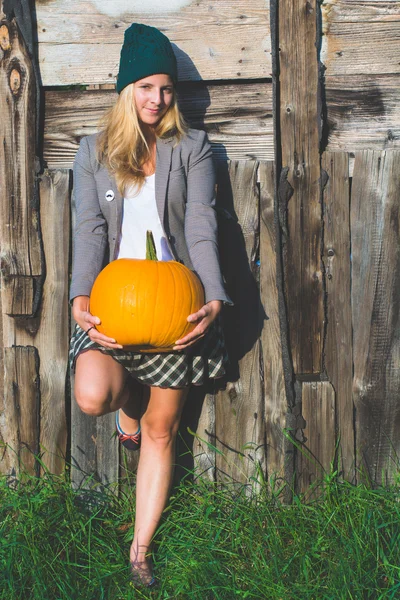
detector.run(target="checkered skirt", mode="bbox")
[69,318,229,388]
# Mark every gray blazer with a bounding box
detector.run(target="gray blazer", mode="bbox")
[70,128,232,305]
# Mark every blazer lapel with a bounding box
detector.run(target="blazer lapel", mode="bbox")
[105,172,123,258]
[155,137,173,226]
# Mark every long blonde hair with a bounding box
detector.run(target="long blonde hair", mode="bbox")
[96,82,187,195]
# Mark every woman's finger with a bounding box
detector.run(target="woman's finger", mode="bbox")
[173,332,205,351]
[87,329,123,349]
[82,312,101,327]
[174,320,210,348]
[187,305,209,323]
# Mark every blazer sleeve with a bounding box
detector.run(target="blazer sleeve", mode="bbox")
[184,131,233,306]
[69,136,108,302]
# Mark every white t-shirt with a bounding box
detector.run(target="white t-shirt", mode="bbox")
[116,173,174,261]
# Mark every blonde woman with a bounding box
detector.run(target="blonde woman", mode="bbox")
[69,23,232,588]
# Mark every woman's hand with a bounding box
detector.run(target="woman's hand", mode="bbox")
[72,295,123,349]
[173,300,222,351]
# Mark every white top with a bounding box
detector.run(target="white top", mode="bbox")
[117,173,174,261]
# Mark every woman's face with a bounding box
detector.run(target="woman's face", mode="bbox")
[133,74,174,127]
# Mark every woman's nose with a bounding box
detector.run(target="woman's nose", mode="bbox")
[151,89,163,105]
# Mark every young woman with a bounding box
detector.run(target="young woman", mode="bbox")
[69,23,232,588]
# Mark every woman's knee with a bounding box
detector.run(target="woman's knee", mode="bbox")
[74,381,111,416]
[141,416,180,447]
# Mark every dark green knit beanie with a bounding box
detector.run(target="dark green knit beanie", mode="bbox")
[116,23,178,94]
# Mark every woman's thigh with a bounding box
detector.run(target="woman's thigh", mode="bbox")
[74,350,132,415]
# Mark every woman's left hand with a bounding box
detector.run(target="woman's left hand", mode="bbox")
[173,300,222,350]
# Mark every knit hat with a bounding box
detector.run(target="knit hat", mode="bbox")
[116,23,178,94]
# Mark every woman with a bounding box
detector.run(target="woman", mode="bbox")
[69,23,232,588]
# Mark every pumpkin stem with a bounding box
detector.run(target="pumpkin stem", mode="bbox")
[146,230,158,261]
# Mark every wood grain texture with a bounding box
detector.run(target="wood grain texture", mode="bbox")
[321,20,400,75]
[325,75,400,152]
[215,161,265,488]
[322,0,400,23]
[259,162,288,484]
[278,0,323,374]
[296,381,336,496]
[0,171,70,476]
[3,347,40,476]
[35,0,271,85]
[36,171,70,474]
[322,152,354,481]
[0,19,44,317]
[43,83,273,168]
[351,150,400,485]
[192,391,217,482]
[70,374,119,490]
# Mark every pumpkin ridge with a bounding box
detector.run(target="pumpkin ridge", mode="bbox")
[148,261,159,346]
[158,261,176,347]
[178,263,195,339]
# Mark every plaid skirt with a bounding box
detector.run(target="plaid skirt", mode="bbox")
[69,318,229,388]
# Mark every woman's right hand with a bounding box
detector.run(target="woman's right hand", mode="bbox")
[72,295,123,349]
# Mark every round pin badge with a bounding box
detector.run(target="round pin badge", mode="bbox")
[105,190,115,202]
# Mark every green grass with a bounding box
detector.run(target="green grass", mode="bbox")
[0,467,399,600]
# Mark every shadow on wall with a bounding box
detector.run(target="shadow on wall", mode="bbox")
[174,47,266,481]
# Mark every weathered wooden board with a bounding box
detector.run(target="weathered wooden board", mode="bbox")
[36,171,70,474]
[351,150,400,485]
[259,162,288,485]
[192,391,216,482]
[215,161,265,488]
[322,152,354,481]
[70,381,119,490]
[0,171,70,476]
[0,18,44,317]
[321,21,400,75]
[35,0,271,85]
[278,0,323,374]
[43,83,273,168]
[322,0,400,22]
[296,382,336,496]
[325,75,400,153]
[3,347,40,476]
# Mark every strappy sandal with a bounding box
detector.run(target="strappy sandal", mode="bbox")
[115,410,141,451]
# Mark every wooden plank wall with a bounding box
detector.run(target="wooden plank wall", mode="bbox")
[1,0,399,490]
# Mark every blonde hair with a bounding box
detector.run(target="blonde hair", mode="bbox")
[96,82,187,195]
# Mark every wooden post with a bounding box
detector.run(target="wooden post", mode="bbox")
[271,0,325,493]
[276,0,324,376]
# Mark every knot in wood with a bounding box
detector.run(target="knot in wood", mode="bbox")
[10,68,21,95]
[0,25,11,51]
[327,248,335,257]
[305,2,314,15]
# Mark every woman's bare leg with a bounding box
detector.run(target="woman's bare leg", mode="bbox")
[74,350,142,432]
[130,385,189,582]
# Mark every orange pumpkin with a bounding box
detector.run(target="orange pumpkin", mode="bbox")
[89,233,204,351]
